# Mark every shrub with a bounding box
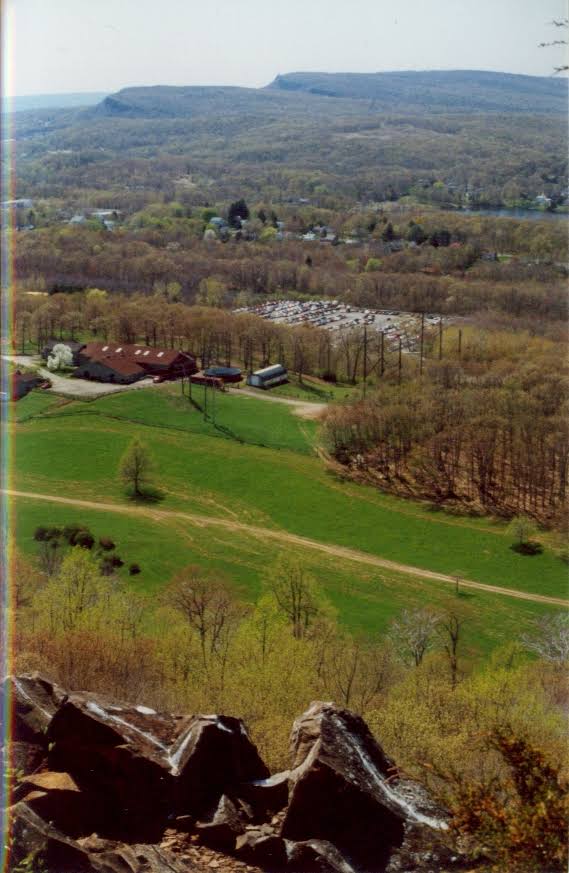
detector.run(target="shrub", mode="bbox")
[98,537,115,552]
[62,524,89,545]
[34,526,61,543]
[129,563,141,576]
[449,730,568,872]
[74,531,95,550]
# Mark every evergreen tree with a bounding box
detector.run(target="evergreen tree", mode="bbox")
[228,199,250,228]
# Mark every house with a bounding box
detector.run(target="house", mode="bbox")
[12,370,44,400]
[246,364,288,389]
[42,339,86,365]
[75,342,197,384]
[535,193,552,208]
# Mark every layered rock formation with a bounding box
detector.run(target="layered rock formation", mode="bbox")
[2,676,468,873]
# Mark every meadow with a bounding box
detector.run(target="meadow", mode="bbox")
[11,383,568,659]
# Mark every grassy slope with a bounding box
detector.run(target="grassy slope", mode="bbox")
[14,496,558,660]
[12,387,567,600]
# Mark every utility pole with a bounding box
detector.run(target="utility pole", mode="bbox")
[398,338,402,384]
[458,328,462,360]
[380,331,385,378]
[439,316,443,360]
[419,312,425,376]
[362,325,368,398]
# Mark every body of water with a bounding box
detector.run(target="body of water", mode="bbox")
[459,206,568,222]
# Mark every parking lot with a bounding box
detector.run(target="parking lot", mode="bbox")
[234,300,444,352]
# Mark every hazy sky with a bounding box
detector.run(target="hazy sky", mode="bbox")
[4,0,569,96]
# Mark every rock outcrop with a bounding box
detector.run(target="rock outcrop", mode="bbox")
[3,675,467,873]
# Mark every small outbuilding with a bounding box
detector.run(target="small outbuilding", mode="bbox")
[204,366,242,384]
[246,364,288,389]
[12,370,44,400]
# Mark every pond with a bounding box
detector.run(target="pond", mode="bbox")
[458,206,568,222]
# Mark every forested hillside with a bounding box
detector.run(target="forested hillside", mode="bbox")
[268,70,569,113]
[7,69,567,210]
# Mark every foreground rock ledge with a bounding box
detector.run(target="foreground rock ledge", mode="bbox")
[2,675,467,873]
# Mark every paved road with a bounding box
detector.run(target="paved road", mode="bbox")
[5,488,567,608]
[4,355,156,398]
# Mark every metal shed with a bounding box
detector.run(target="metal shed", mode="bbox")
[246,364,288,389]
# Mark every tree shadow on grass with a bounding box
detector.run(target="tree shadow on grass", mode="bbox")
[125,485,165,504]
[510,541,543,556]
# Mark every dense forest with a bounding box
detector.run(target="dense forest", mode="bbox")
[6,71,568,210]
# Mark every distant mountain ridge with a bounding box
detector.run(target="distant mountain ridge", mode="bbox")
[267,70,568,113]
[92,71,568,119]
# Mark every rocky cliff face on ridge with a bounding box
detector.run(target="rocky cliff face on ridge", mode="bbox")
[3,675,470,873]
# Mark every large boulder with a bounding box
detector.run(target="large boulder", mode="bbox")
[46,690,269,837]
[8,803,98,873]
[285,839,360,872]
[280,702,448,872]
[195,793,249,850]
[4,674,65,744]
[8,803,204,872]
[5,680,455,873]
[13,771,107,839]
[1,674,66,779]
[239,770,290,818]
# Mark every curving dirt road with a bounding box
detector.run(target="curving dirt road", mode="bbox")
[227,386,325,419]
[5,488,568,607]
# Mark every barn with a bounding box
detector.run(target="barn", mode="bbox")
[76,343,197,383]
[246,364,288,389]
[12,370,44,400]
[74,357,144,384]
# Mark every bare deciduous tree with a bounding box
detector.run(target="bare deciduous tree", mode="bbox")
[437,611,466,689]
[389,608,440,667]
[119,438,154,497]
[165,566,242,666]
[521,614,569,665]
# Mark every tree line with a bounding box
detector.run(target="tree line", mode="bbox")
[322,332,568,526]
[13,545,568,869]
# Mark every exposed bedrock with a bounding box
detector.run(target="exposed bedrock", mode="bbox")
[4,675,465,873]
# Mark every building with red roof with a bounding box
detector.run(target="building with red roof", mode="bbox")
[75,343,196,384]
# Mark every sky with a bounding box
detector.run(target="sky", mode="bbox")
[3,0,569,97]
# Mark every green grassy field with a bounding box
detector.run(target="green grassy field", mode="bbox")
[57,383,318,455]
[264,374,361,403]
[13,495,558,659]
[10,384,568,655]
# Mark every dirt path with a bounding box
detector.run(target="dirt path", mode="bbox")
[6,489,568,607]
[227,387,325,419]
